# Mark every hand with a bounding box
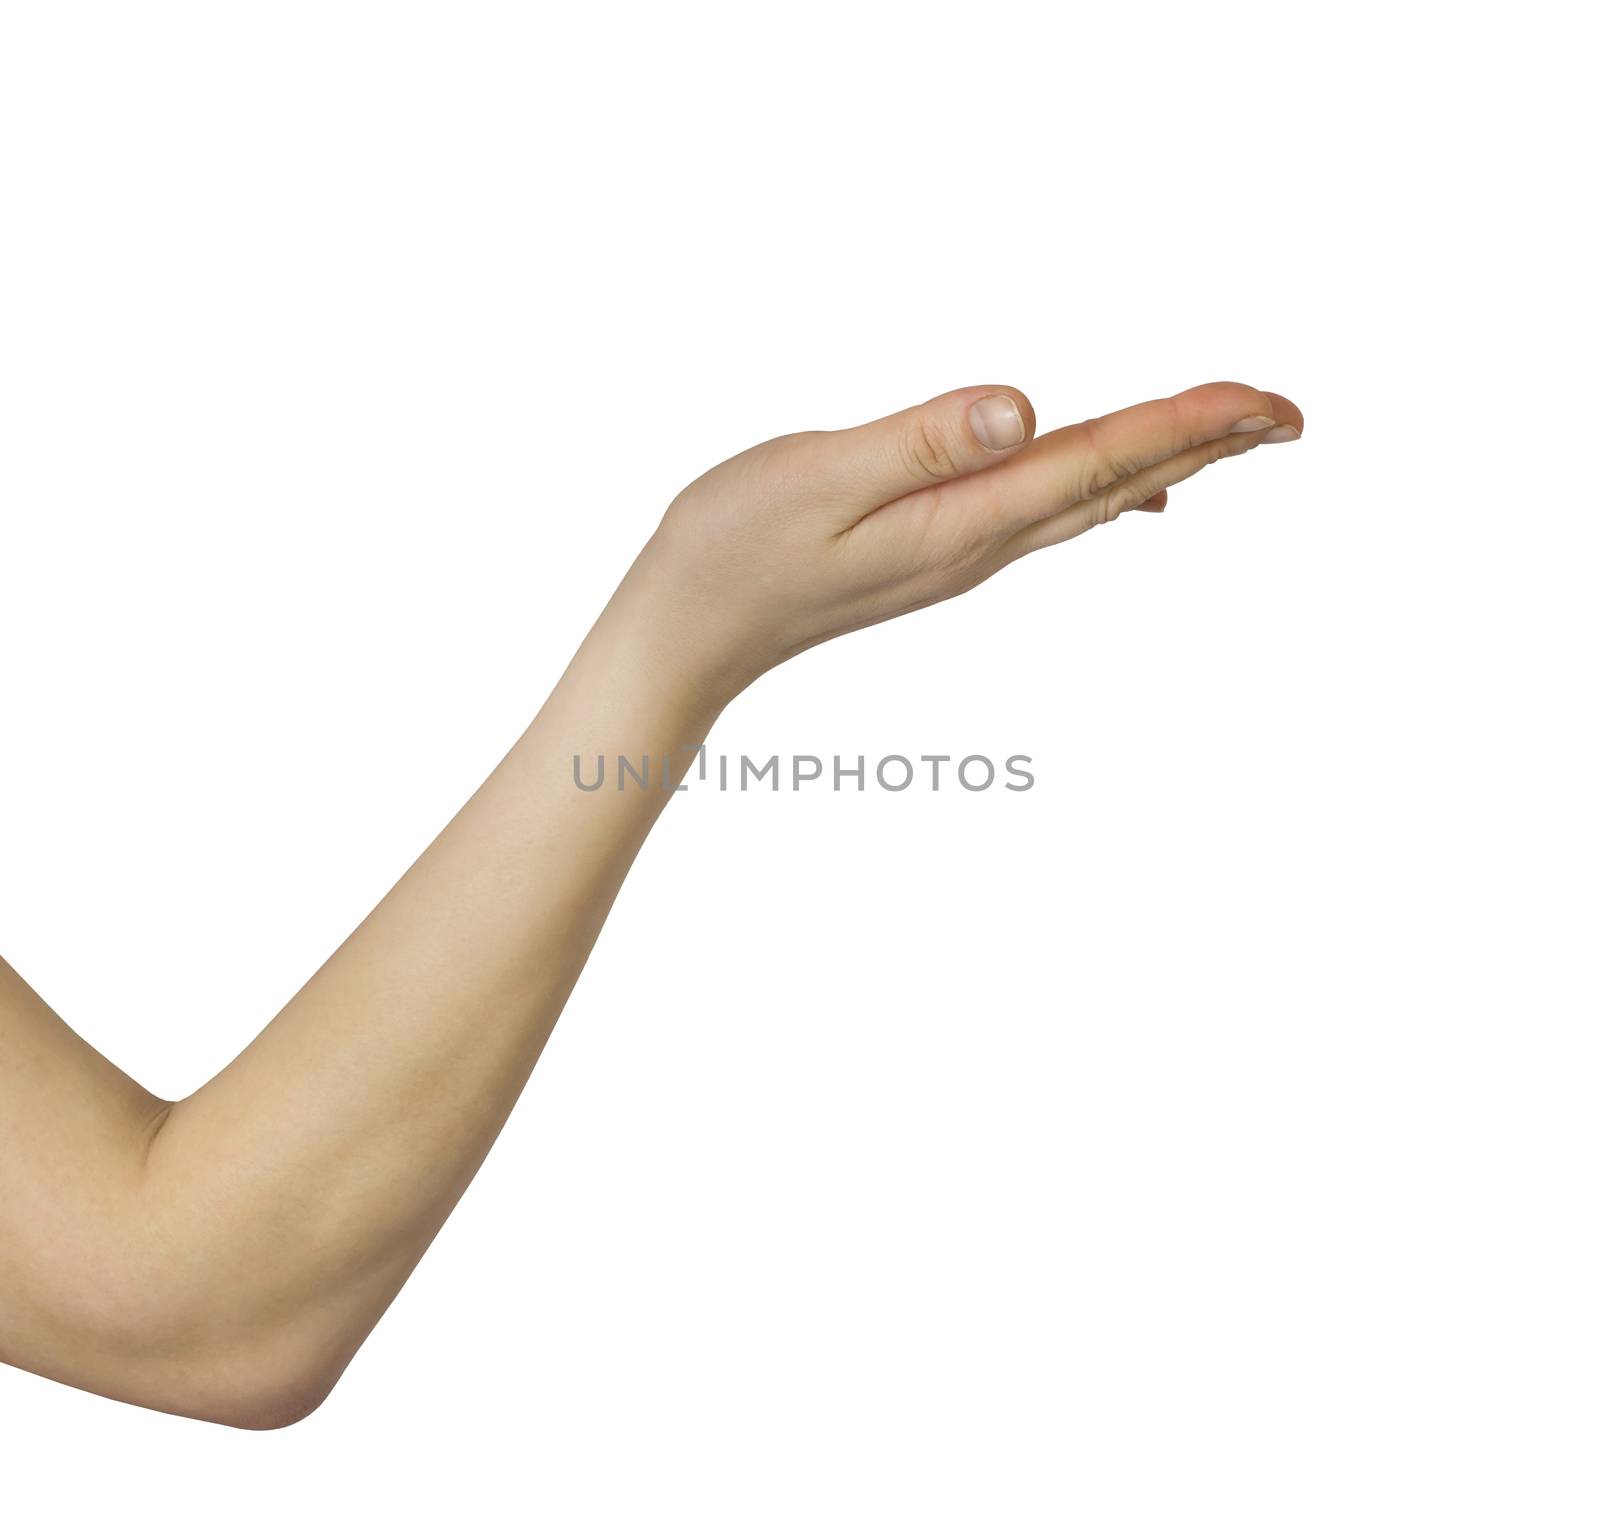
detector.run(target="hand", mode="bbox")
[624,381,1302,698]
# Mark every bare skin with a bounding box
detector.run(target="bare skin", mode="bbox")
[0,380,1302,1427]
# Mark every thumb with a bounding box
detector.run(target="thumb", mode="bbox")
[823,385,1037,507]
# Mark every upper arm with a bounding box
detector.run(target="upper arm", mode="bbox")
[0,954,171,1395]
[0,950,169,1205]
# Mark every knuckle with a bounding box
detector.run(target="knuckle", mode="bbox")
[747,429,830,498]
[758,429,824,474]
[1074,418,1140,499]
[901,416,962,483]
[1090,481,1146,528]
[765,428,817,456]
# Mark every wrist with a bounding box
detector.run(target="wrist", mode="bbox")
[597,539,768,716]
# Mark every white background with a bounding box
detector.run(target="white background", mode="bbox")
[0,2,1594,1531]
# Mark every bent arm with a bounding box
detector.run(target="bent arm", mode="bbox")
[1,574,730,1428]
[0,379,1301,1428]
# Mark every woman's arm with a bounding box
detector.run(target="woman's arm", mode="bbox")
[0,380,1301,1427]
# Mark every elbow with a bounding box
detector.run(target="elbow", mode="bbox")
[49,1294,356,1431]
[205,1371,339,1433]
[15,1320,350,1431]
[135,1341,349,1432]
[161,1325,355,1431]
[14,1146,365,1428]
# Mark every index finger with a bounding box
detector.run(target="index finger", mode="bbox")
[963,381,1303,534]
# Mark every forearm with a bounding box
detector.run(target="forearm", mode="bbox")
[129,562,734,1421]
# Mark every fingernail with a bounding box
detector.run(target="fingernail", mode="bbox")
[970,395,1025,450]
[1229,415,1275,434]
[1259,424,1300,444]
